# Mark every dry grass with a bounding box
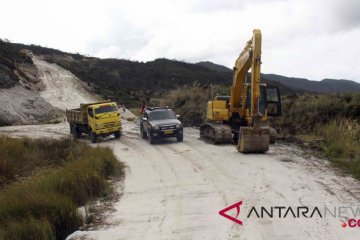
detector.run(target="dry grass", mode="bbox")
[0,137,84,186]
[162,84,228,126]
[270,93,360,136]
[270,93,360,179]
[0,136,125,240]
[315,119,360,179]
[0,216,55,240]
[127,107,142,117]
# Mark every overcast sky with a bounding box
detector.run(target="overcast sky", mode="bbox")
[1,0,359,81]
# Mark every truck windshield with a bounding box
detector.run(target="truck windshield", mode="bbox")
[148,110,176,121]
[95,105,118,115]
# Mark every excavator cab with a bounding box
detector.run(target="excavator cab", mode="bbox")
[244,84,267,116]
[266,87,282,116]
[244,84,281,119]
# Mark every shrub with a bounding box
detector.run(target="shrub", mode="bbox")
[162,84,213,126]
[0,137,125,240]
[0,216,55,240]
[0,136,87,186]
[270,93,360,136]
[315,119,360,179]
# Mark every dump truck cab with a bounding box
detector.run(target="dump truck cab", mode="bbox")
[66,101,122,143]
[87,102,122,136]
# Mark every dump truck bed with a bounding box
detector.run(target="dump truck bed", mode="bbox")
[66,108,88,125]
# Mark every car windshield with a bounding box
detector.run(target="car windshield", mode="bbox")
[148,110,176,121]
[95,105,118,115]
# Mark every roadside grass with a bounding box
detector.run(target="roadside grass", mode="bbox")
[162,84,232,126]
[270,93,360,179]
[163,84,209,126]
[315,119,360,179]
[127,107,142,117]
[0,136,125,240]
[0,136,84,186]
[125,117,136,122]
[0,216,55,240]
[270,93,360,136]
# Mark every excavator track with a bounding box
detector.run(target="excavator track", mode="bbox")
[200,123,232,144]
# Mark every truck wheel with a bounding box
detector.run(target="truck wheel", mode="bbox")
[73,127,81,139]
[140,126,148,139]
[177,133,183,142]
[114,130,121,139]
[90,131,97,143]
[70,124,80,139]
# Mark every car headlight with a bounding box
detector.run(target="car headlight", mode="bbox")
[95,123,102,129]
[176,124,182,128]
[153,125,159,130]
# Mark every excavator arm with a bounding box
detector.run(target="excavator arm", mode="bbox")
[250,29,262,120]
[229,40,252,112]
[229,29,262,123]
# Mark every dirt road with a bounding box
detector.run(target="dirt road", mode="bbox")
[1,121,359,240]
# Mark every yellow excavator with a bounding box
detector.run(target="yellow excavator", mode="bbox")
[200,29,281,153]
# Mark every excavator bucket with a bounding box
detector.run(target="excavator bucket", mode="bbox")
[237,126,269,153]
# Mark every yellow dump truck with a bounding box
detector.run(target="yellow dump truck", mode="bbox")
[66,101,122,143]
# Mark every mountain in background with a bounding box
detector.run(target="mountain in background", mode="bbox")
[196,61,360,94]
[263,74,360,93]
[1,39,360,107]
[196,61,232,73]
[196,62,298,94]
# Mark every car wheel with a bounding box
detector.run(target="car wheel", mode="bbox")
[114,130,121,139]
[148,131,155,144]
[177,133,183,142]
[90,131,97,143]
[140,126,148,139]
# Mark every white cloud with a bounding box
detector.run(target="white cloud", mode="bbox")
[1,0,359,81]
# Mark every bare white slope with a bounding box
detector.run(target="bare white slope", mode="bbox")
[33,57,98,110]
